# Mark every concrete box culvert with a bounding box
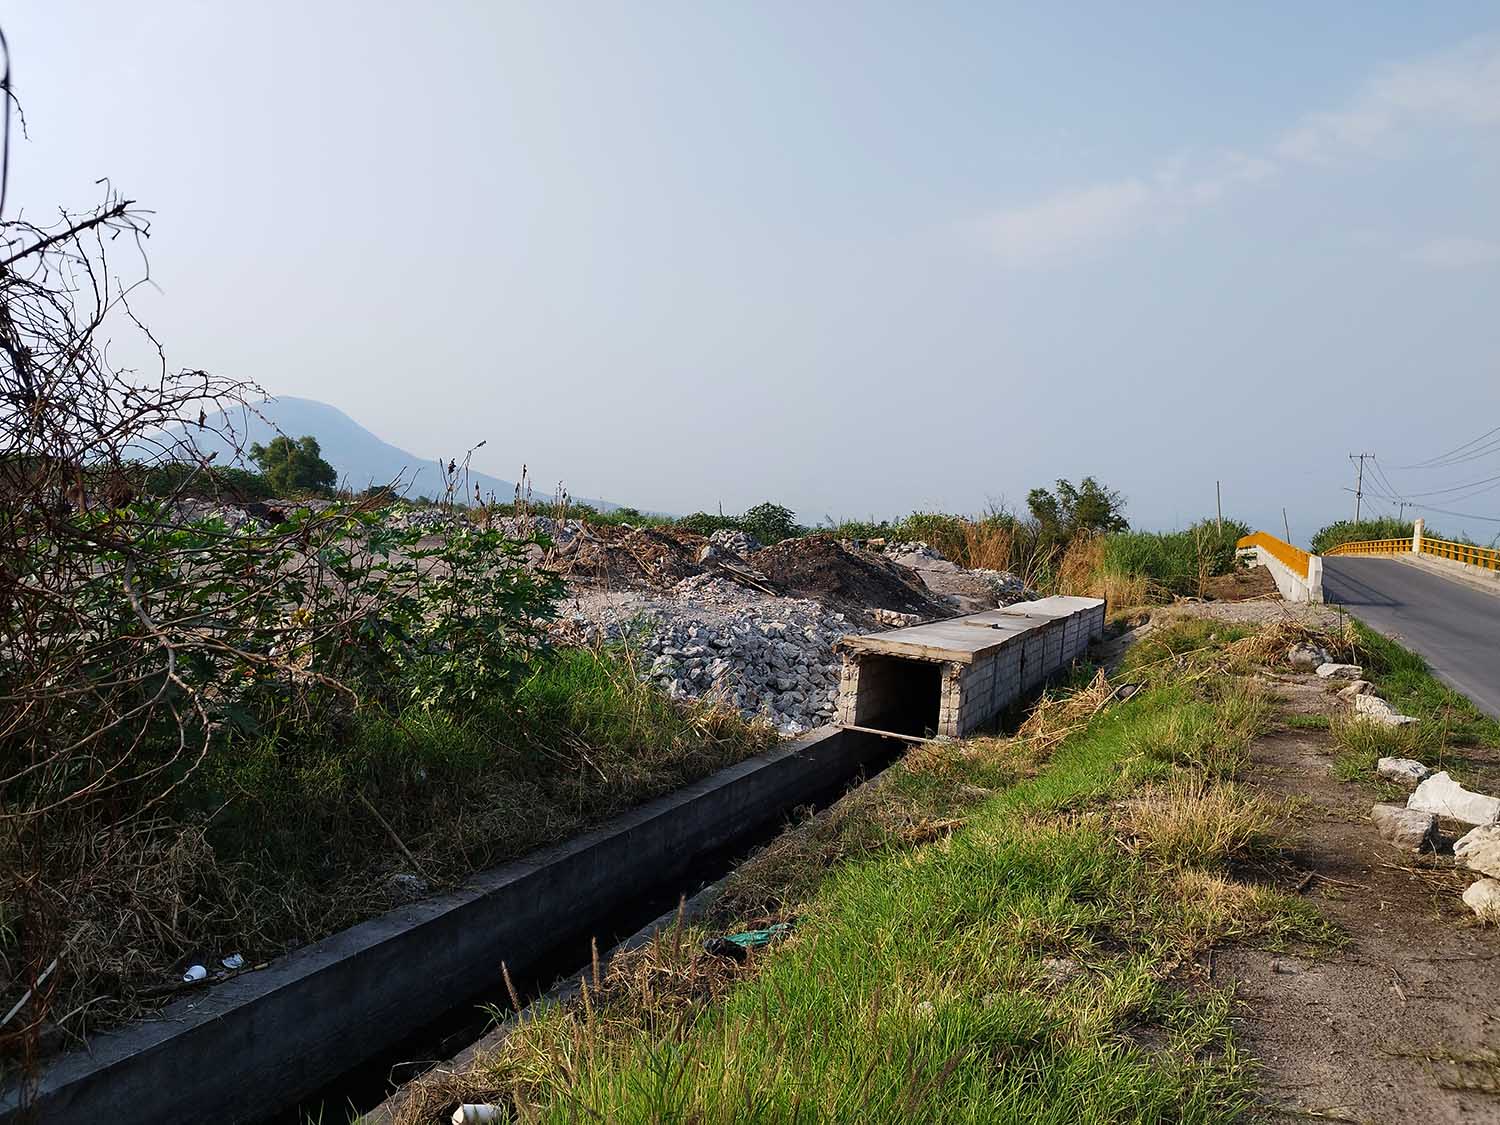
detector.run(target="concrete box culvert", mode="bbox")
[835,597,1106,741]
[0,727,889,1125]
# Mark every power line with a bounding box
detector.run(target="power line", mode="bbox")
[1368,457,1405,505]
[1394,425,1500,470]
[1404,437,1500,471]
[1396,471,1500,499]
[1409,502,1500,524]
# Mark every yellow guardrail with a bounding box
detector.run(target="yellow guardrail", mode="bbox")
[1236,531,1311,578]
[1419,537,1499,571]
[1324,538,1410,557]
[1324,535,1500,572]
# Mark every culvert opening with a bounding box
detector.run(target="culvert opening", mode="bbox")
[847,654,944,738]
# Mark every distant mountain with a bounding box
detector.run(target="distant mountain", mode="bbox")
[162,396,616,509]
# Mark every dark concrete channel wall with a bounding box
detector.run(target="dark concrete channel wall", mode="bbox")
[0,727,890,1125]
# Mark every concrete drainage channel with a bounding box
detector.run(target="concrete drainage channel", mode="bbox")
[0,727,891,1125]
[0,597,1104,1124]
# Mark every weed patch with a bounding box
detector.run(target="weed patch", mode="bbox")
[1348,622,1500,749]
[1129,778,1284,869]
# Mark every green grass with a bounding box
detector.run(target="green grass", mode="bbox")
[1100,522,1249,598]
[1328,714,1436,783]
[1350,621,1500,748]
[448,672,1328,1123]
[1310,622,1500,792]
[196,645,775,905]
[1118,618,1252,677]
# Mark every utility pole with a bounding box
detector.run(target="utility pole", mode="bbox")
[1347,453,1374,522]
[1215,481,1222,533]
[1283,507,1291,543]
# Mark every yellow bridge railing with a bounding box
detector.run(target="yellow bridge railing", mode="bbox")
[1325,535,1500,572]
[1236,531,1311,578]
[1419,537,1499,571]
[1324,538,1410,557]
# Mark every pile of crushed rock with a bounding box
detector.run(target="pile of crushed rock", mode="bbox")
[637,581,848,734]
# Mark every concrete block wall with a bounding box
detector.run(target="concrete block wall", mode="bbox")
[947,639,1027,738]
[1041,619,1065,676]
[1020,631,1046,692]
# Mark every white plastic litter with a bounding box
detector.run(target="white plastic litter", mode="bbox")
[452,1107,501,1124]
[221,953,245,971]
[182,964,207,983]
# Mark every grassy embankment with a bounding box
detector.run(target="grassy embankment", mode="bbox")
[1325,620,1500,790]
[194,646,774,935]
[411,621,1333,1123]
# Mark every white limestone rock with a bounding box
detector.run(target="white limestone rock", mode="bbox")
[1316,662,1363,679]
[1407,771,1500,826]
[1462,878,1500,922]
[1370,804,1438,852]
[1353,694,1418,727]
[1337,680,1374,699]
[1376,757,1431,785]
[1454,824,1500,879]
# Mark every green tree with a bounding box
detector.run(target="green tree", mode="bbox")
[1026,477,1128,539]
[741,502,798,543]
[249,434,338,496]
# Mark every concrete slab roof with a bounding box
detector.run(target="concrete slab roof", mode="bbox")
[835,617,1017,663]
[836,597,1102,664]
[990,595,1104,620]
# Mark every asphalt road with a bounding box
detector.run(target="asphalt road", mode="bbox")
[1322,556,1500,719]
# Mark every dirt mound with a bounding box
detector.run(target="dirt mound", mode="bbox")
[1202,564,1278,602]
[552,525,706,588]
[751,536,948,617]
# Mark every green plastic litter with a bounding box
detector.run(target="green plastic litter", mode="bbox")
[723,922,792,950]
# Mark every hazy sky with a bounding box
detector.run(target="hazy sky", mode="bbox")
[8,3,1500,539]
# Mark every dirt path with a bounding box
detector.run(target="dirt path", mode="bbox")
[1217,675,1500,1123]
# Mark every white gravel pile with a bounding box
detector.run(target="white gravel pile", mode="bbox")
[560,575,859,735]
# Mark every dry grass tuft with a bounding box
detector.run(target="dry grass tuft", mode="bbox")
[1015,669,1119,757]
[1224,616,1359,669]
[1128,776,1284,868]
[1056,534,1106,596]
[957,518,1017,572]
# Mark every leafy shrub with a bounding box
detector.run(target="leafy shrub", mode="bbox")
[818,517,894,540]
[387,523,563,709]
[740,502,799,543]
[1027,476,1128,538]
[668,503,801,542]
